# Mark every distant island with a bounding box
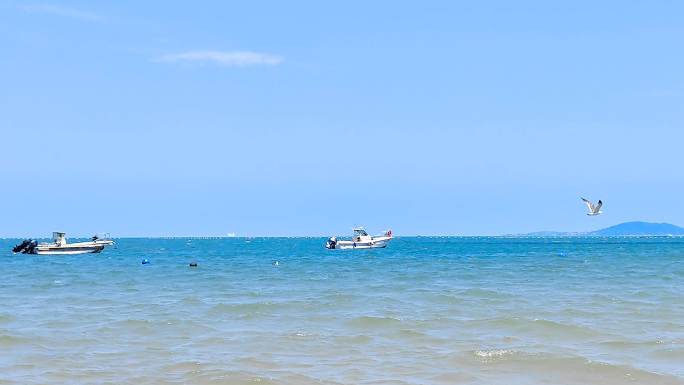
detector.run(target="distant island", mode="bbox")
[516,221,684,236]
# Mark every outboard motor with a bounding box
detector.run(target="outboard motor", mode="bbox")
[13,239,32,253]
[325,237,337,250]
[26,239,38,254]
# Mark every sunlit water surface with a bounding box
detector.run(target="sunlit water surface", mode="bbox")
[1,237,683,384]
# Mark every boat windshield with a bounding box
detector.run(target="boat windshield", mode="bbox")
[355,229,369,236]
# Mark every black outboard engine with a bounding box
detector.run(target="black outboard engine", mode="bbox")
[325,237,337,249]
[26,239,38,254]
[13,239,38,254]
[13,239,32,253]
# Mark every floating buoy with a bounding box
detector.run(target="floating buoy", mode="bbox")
[142,259,150,264]
[558,252,565,257]
[190,262,197,267]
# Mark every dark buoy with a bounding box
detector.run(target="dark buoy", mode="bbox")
[142,259,150,265]
[190,262,197,267]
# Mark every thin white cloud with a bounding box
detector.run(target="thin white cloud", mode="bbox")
[21,4,105,21]
[162,51,284,67]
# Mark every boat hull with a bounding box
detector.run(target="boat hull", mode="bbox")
[33,240,114,255]
[333,238,391,250]
[34,246,105,255]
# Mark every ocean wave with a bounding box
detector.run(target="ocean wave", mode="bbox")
[475,349,519,359]
[2,237,684,382]
[458,288,519,299]
[346,315,403,329]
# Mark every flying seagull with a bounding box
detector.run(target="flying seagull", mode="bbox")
[581,198,603,216]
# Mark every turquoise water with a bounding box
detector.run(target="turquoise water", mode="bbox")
[1,237,684,384]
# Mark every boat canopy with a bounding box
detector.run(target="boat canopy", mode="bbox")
[52,232,67,246]
[354,228,369,236]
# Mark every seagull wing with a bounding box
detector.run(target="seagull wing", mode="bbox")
[595,200,602,212]
[581,198,596,212]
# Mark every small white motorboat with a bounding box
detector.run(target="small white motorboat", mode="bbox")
[13,232,115,255]
[325,227,393,250]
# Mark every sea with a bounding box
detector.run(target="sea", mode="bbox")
[1,236,683,384]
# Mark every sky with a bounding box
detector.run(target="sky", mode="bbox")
[1,1,683,237]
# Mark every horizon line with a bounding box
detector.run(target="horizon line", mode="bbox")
[4,234,684,239]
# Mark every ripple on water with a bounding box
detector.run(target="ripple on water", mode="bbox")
[206,302,271,317]
[346,315,403,330]
[0,334,23,347]
[464,350,683,384]
[458,287,519,300]
[474,348,520,360]
[2,237,684,382]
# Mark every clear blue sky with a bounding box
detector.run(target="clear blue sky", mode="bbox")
[1,1,683,237]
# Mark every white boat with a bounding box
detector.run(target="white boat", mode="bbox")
[325,227,393,250]
[13,232,115,255]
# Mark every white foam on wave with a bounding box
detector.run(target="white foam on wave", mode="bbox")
[475,349,517,358]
